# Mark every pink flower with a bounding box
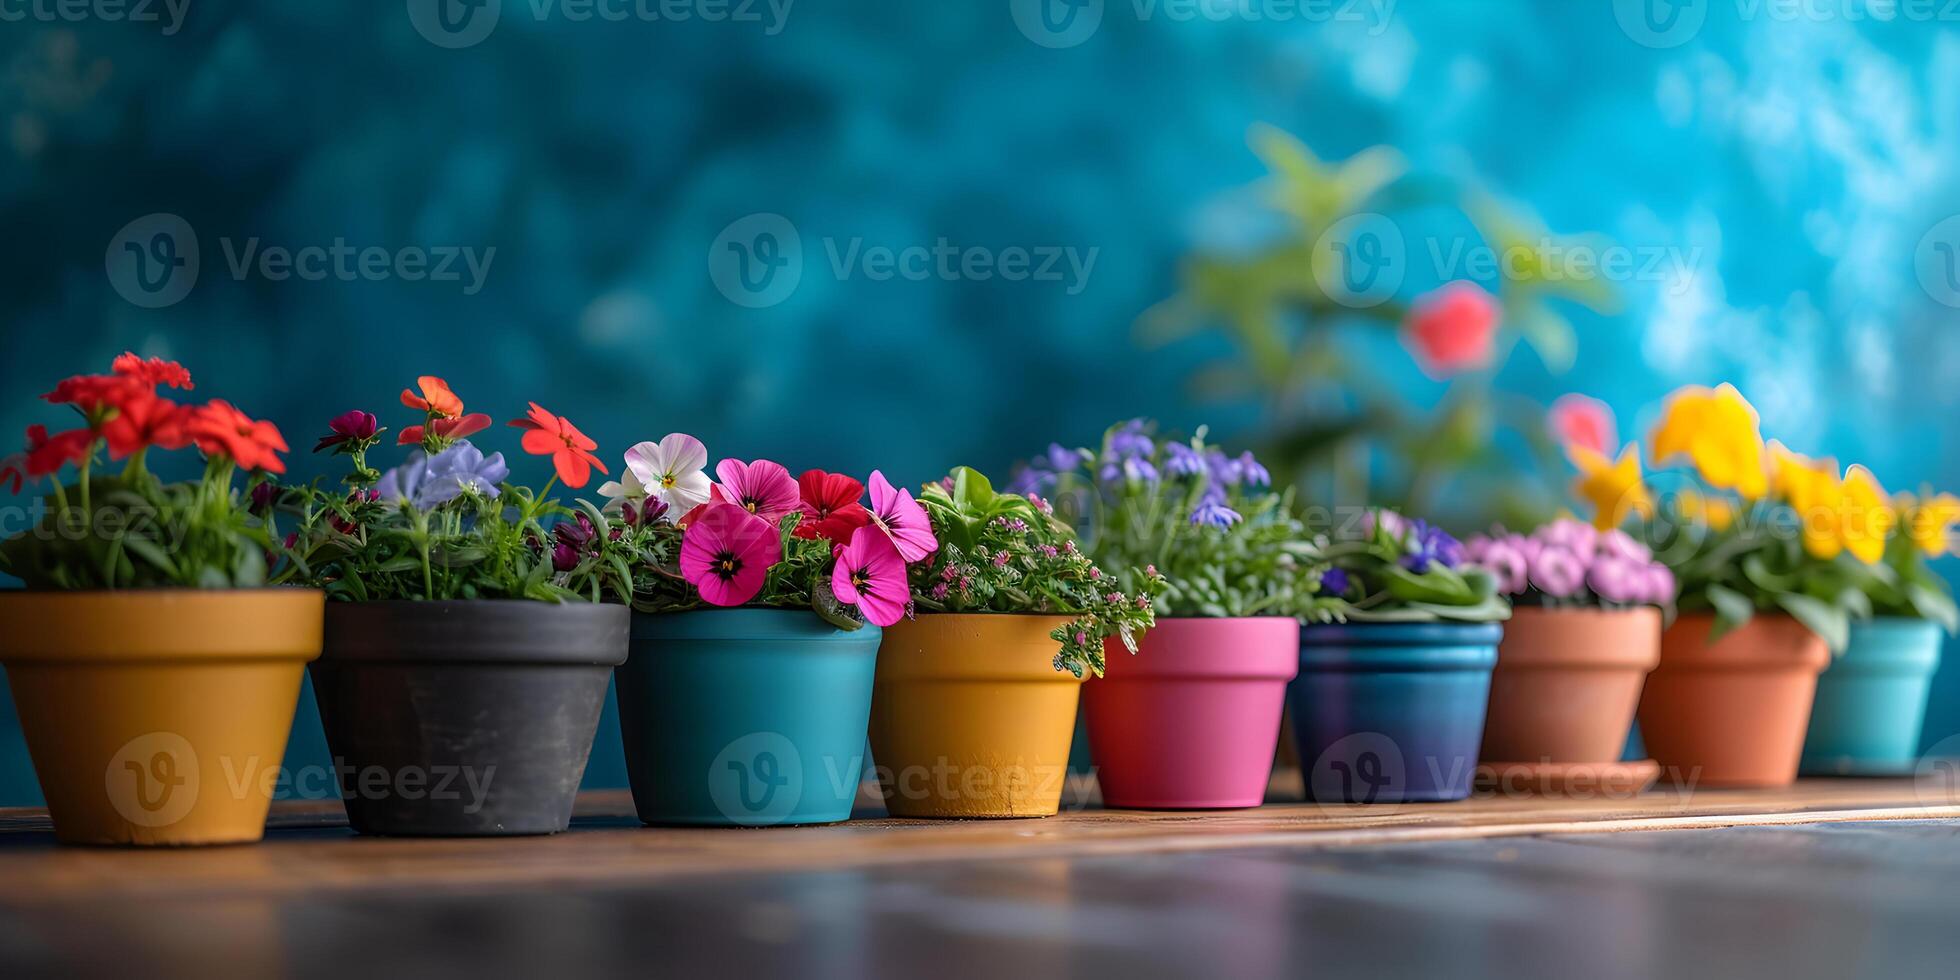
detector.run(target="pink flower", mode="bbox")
[679,502,783,607]
[868,470,938,563]
[1469,533,1531,595]
[833,526,909,627]
[1528,545,1587,598]
[1597,528,1651,563]
[1549,394,1617,456]
[1402,281,1501,378]
[1586,555,1647,605]
[1643,563,1678,606]
[710,458,800,526]
[1537,518,1599,558]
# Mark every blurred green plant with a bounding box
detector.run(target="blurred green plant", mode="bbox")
[1139,124,1622,531]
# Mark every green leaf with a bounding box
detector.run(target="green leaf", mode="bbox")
[951,466,997,513]
[1774,591,1850,654]
[1907,582,1960,635]
[1704,583,1756,642]
[122,536,181,580]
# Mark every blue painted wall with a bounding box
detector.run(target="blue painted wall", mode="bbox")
[4,3,1960,801]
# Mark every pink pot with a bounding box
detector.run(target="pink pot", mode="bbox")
[1084,617,1300,809]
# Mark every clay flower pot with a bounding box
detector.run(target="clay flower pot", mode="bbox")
[616,610,881,827]
[0,589,324,846]
[1800,617,1944,776]
[1288,622,1502,803]
[1636,613,1829,788]
[312,600,628,836]
[1481,607,1661,764]
[1084,617,1299,810]
[868,614,1081,818]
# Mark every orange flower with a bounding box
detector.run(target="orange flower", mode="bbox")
[508,402,606,489]
[187,400,289,474]
[400,376,465,418]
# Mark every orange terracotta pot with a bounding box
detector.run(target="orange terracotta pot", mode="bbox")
[0,589,324,845]
[868,614,1081,819]
[1635,613,1830,789]
[1481,607,1661,764]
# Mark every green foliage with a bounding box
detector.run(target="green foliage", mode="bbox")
[910,467,1163,678]
[1826,536,1958,636]
[1313,509,1511,623]
[1642,504,1860,652]
[1,455,277,590]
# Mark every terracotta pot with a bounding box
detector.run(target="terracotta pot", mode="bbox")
[0,589,324,846]
[868,614,1080,818]
[1636,613,1830,788]
[1481,607,1661,764]
[314,600,628,836]
[1084,617,1299,809]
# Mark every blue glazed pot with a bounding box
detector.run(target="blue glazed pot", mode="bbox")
[617,609,880,826]
[1288,622,1502,803]
[1800,618,1944,776]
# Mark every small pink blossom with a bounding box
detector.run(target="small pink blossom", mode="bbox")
[1402,281,1501,378]
[1549,394,1617,456]
[679,502,782,606]
[833,526,909,627]
[1528,545,1587,598]
[868,470,939,563]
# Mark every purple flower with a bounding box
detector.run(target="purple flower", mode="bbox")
[1586,555,1647,605]
[1318,567,1351,597]
[1165,442,1207,478]
[551,513,597,572]
[1008,467,1058,497]
[1538,518,1599,558]
[250,480,280,515]
[376,440,510,511]
[1190,500,1243,529]
[1237,451,1271,488]
[1206,449,1244,487]
[314,410,380,453]
[1528,545,1587,598]
[1100,456,1159,485]
[1045,443,1082,473]
[1106,419,1154,460]
[1402,520,1464,572]
[1597,529,1651,563]
[1469,533,1531,594]
[1644,563,1678,605]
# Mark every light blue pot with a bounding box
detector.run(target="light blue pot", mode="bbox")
[616,609,880,826]
[1800,618,1944,776]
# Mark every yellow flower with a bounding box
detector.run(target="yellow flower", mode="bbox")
[1569,445,1654,530]
[1899,492,1960,558]
[1839,465,1893,565]
[1675,488,1736,533]
[1649,383,1768,499]
[1769,441,1844,560]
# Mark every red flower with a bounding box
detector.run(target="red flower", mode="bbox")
[0,452,24,494]
[397,414,491,446]
[23,424,94,478]
[793,469,870,546]
[101,392,189,459]
[42,373,138,416]
[315,410,380,452]
[1401,281,1501,379]
[508,402,606,489]
[111,353,194,390]
[187,400,290,474]
[401,376,466,418]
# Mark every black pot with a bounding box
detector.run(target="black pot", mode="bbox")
[313,600,629,837]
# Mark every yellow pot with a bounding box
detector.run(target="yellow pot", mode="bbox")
[0,589,324,846]
[868,614,1082,818]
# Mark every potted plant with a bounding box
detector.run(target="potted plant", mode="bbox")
[601,440,934,826]
[867,467,1161,819]
[1799,492,1959,775]
[1292,509,1510,803]
[1014,421,1321,809]
[286,377,629,836]
[1586,383,1864,788]
[0,354,319,845]
[1464,518,1673,793]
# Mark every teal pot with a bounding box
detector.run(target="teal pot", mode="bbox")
[617,610,880,827]
[1800,618,1944,776]
[1288,622,1502,803]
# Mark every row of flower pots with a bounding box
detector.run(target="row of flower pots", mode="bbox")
[2,363,1954,844]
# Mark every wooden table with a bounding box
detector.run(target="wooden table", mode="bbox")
[4,778,1959,978]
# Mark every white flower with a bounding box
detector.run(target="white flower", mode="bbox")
[601,433,710,523]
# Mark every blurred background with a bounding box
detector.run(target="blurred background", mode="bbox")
[3,0,1959,800]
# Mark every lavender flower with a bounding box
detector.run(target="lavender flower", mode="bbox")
[1318,566,1351,598]
[1539,518,1599,558]
[1236,451,1271,488]
[375,440,510,511]
[1165,442,1207,478]
[1106,419,1154,460]
[1206,448,1244,487]
[1401,520,1464,572]
[1475,534,1531,594]
[1586,555,1647,605]
[1528,545,1587,598]
[1190,500,1243,529]
[1100,456,1159,485]
[1045,443,1082,473]
[1597,528,1651,563]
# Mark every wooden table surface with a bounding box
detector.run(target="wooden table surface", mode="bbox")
[4,777,1959,979]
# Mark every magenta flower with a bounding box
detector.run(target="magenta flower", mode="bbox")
[711,458,800,526]
[1585,555,1646,605]
[1528,545,1587,598]
[1538,518,1599,558]
[1644,563,1678,605]
[1473,534,1531,595]
[1597,528,1651,563]
[868,470,938,563]
[833,525,909,627]
[313,410,380,453]
[679,502,783,606]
